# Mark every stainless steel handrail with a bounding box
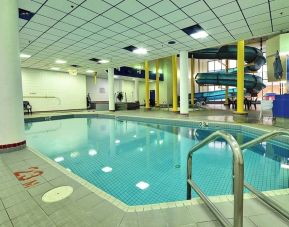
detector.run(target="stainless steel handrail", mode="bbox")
[187,130,244,227]
[240,130,289,221]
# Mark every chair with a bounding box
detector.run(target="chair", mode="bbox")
[23,101,32,114]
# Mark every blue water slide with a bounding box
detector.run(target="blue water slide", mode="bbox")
[194,88,238,101]
[192,45,266,93]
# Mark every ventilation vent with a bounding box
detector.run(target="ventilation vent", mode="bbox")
[19,8,34,21]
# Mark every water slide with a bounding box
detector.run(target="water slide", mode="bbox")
[193,88,238,101]
[192,45,266,94]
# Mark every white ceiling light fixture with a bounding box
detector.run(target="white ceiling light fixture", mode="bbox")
[51,67,60,71]
[55,59,67,64]
[182,24,209,40]
[54,156,64,162]
[98,59,110,64]
[86,70,94,73]
[20,53,31,58]
[190,30,208,39]
[133,47,148,55]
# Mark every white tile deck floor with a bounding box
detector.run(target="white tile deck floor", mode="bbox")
[1,108,288,226]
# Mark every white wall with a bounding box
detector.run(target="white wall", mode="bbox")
[22,68,86,112]
[86,77,135,102]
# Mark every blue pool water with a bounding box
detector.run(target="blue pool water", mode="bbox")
[25,118,289,205]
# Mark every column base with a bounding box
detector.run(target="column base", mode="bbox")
[180,113,189,116]
[0,140,26,153]
[145,107,151,111]
[109,110,115,112]
[233,111,248,123]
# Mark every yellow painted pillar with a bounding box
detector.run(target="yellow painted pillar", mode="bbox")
[191,58,195,106]
[145,60,150,109]
[236,40,245,114]
[155,59,160,107]
[172,55,178,112]
[224,60,229,105]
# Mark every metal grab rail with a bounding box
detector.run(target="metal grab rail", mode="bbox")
[187,130,244,227]
[240,130,289,222]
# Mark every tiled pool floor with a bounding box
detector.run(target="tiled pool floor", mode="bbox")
[0,148,288,227]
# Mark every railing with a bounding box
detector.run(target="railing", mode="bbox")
[240,130,289,222]
[187,130,244,227]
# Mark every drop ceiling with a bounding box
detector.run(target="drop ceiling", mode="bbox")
[18,0,289,75]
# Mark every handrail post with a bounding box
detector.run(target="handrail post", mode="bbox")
[187,155,192,200]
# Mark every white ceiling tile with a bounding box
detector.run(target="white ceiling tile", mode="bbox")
[53,22,77,32]
[147,18,170,29]
[109,23,129,33]
[25,22,49,32]
[103,8,129,22]
[91,16,115,27]
[243,3,269,18]
[134,24,154,33]
[162,10,187,23]
[158,24,179,33]
[81,22,103,32]
[18,0,42,12]
[138,0,162,7]
[213,2,239,17]
[119,17,142,28]
[219,11,243,24]
[150,0,178,16]
[173,0,199,8]
[205,0,234,9]
[134,9,159,23]
[46,28,69,37]
[97,29,117,38]
[72,28,93,37]
[37,6,66,20]
[238,0,268,9]
[225,20,247,30]
[61,15,86,26]
[46,0,78,13]
[174,18,196,29]
[30,15,57,27]
[247,13,271,24]
[116,0,145,14]
[81,0,111,14]
[192,11,216,23]
[70,7,98,21]
[182,1,210,17]
[146,29,164,38]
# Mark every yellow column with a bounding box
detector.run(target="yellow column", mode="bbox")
[191,58,195,106]
[236,40,245,114]
[172,55,178,112]
[145,60,150,109]
[225,60,229,105]
[155,59,160,107]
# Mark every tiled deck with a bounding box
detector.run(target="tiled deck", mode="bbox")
[1,108,288,226]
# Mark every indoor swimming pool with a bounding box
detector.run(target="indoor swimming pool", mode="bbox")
[25,117,289,206]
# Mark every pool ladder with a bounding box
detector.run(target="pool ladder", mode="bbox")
[186,130,289,227]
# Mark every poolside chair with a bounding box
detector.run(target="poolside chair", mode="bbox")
[23,101,32,114]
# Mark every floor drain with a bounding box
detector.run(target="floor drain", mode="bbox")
[42,186,73,203]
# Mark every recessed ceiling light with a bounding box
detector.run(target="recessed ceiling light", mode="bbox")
[55,59,67,64]
[168,41,176,44]
[86,70,94,73]
[182,24,208,39]
[136,181,149,190]
[101,166,112,173]
[190,31,208,39]
[51,67,60,71]
[70,152,80,158]
[98,59,109,64]
[133,48,148,55]
[20,53,31,58]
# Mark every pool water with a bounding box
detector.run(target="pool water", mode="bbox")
[25,118,289,205]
